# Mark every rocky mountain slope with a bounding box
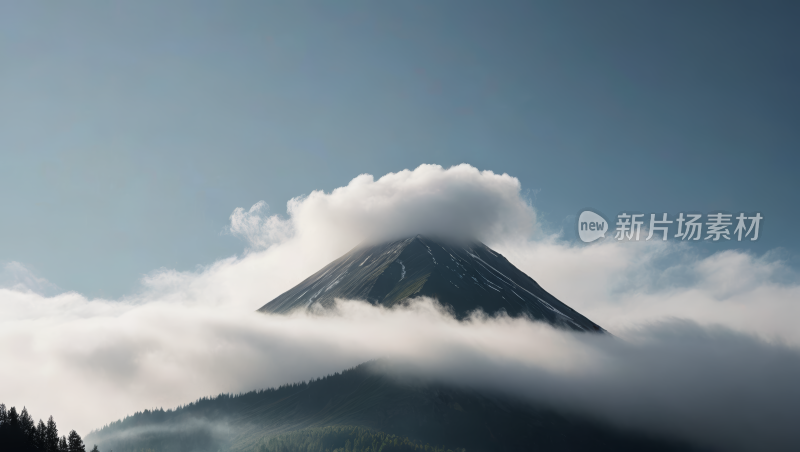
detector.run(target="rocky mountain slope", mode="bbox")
[259,235,602,332]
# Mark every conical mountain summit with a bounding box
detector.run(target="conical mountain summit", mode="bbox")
[259,235,602,332]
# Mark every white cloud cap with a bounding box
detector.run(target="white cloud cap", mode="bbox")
[230,163,536,249]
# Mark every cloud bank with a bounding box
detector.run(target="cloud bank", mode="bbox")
[1,164,799,451]
[498,238,800,343]
[3,296,799,451]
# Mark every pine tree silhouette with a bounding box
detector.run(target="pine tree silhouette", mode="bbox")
[45,415,60,452]
[35,419,48,450]
[20,407,35,441]
[0,403,7,424]
[8,406,19,427]
[67,430,86,452]
[58,434,68,452]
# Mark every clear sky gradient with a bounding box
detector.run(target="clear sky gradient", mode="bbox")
[1,1,798,298]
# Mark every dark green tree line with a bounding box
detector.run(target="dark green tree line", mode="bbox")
[0,403,90,452]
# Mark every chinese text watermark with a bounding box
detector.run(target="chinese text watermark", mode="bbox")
[578,211,762,243]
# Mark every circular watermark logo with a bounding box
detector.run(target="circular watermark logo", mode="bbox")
[578,210,608,243]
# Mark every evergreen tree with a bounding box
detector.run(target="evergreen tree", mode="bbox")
[67,429,86,452]
[35,419,48,450]
[45,415,60,452]
[8,406,19,427]
[59,434,68,452]
[30,421,39,446]
[0,403,6,425]
[89,445,99,452]
[20,406,35,440]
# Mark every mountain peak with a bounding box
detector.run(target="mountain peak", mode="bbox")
[259,235,602,332]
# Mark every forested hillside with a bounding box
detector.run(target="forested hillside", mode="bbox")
[87,361,702,452]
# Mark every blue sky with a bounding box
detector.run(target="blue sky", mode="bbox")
[1,1,798,298]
